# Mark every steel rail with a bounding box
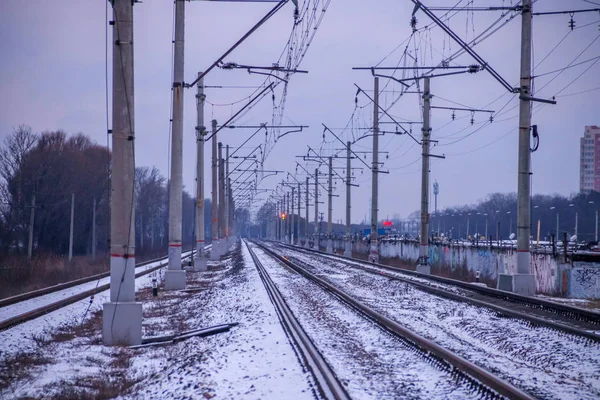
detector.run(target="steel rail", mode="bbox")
[0,246,210,308]
[275,243,600,342]
[0,248,210,331]
[254,241,533,400]
[280,242,600,326]
[244,240,351,400]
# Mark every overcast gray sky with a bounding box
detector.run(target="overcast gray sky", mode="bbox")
[1,0,599,223]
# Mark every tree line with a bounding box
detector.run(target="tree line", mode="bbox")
[0,126,223,259]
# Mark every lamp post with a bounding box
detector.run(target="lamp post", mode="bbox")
[484,213,488,241]
[569,203,577,241]
[507,211,512,238]
[550,206,558,240]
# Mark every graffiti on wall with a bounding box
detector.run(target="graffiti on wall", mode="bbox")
[574,268,600,290]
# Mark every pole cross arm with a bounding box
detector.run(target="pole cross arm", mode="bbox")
[423,153,446,159]
[354,84,422,145]
[411,0,516,93]
[519,95,557,105]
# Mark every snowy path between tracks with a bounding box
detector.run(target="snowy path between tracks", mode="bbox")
[272,244,600,400]
[1,243,316,399]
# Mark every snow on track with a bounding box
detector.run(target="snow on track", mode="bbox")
[0,252,191,357]
[273,244,600,400]
[249,243,482,400]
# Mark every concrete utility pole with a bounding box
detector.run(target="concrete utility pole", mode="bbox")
[314,168,320,250]
[500,0,535,295]
[92,197,96,261]
[344,142,352,257]
[369,77,380,263]
[305,177,310,248]
[286,192,291,244]
[194,71,207,271]
[290,186,296,244]
[229,178,234,241]
[218,143,226,249]
[28,195,35,260]
[417,77,431,274]
[103,0,141,346]
[165,0,186,290]
[225,145,230,244]
[279,199,283,241]
[210,120,220,260]
[69,193,75,262]
[326,156,333,254]
[298,182,301,245]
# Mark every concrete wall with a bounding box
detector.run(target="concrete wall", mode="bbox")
[330,239,600,299]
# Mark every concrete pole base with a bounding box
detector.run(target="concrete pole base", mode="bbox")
[326,239,333,254]
[497,273,536,296]
[103,302,142,346]
[210,240,221,260]
[164,270,186,290]
[416,264,431,274]
[343,242,352,258]
[193,258,208,272]
[305,241,311,249]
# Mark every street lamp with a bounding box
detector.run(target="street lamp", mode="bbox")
[483,213,488,241]
[569,203,577,241]
[550,206,559,240]
[507,211,512,237]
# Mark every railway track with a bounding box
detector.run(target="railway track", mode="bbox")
[0,247,210,331]
[248,240,532,400]
[245,241,351,400]
[275,242,600,339]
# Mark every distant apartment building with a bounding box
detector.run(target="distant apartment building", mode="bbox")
[580,125,600,193]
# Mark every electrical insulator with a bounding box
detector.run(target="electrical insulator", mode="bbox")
[569,14,575,30]
[451,111,455,120]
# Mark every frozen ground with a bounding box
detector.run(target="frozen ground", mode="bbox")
[0,243,316,399]
[272,244,600,400]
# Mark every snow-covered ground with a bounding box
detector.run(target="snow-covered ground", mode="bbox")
[1,243,316,399]
[249,243,481,399]
[272,244,600,400]
[0,253,191,327]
